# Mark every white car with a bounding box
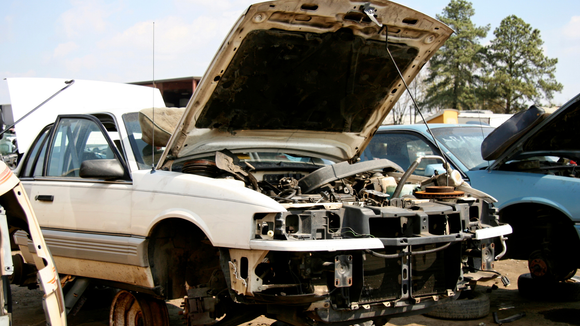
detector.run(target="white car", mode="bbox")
[7,0,511,325]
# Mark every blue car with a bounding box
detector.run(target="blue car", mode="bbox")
[365,94,580,282]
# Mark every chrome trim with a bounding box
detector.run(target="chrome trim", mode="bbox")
[474,224,513,240]
[22,177,132,184]
[250,238,384,251]
[15,229,148,267]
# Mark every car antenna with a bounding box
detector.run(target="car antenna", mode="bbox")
[362,4,451,181]
[0,79,75,138]
[150,22,156,174]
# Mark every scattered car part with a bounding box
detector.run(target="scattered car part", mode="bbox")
[0,161,66,325]
[493,311,526,324]
[424,290,490,320]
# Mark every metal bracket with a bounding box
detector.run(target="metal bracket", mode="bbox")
[0,209,13,276]
[184,287,219,326]
[334,255,353,288]
[400,247,411,300]
[361,3,383,27]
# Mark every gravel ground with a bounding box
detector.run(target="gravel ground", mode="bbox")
[10,259,580,326]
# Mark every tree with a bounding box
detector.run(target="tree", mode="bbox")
[387,66,430,125]
[482,15,563,113]
[422,0,489,111]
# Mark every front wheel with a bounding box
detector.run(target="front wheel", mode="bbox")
[528,249,577,282]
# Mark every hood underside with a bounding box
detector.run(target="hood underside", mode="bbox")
[488,93,580,168]
[196,29,417,134]
[523,97,580,155]
[160,0,452,165]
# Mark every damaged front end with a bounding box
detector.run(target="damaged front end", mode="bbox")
[201,156,512,325]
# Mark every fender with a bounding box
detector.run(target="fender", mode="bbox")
[498,196,573,220]
[132,170,287,248]
[146,208,215,245]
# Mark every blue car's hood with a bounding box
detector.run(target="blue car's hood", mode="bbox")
[486,93,580,169]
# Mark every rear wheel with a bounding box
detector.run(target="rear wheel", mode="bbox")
[109,290,169,326]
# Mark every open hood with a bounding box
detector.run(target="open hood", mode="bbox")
[485,93,580,169]
[160,0,452,165]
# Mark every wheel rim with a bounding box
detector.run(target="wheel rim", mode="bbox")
[109,290,169,326]
[529,257,548,278]
[528,249,577,281]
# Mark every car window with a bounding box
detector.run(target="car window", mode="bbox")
[21,126,51,178]
[46,118,118,177]
[363,132,442,176]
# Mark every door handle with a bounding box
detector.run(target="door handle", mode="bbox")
[35,195,54,202]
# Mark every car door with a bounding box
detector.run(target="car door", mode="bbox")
[19,114,132,234]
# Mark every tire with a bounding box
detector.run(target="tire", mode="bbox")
[424,291,490,320]
[518,273,580,302]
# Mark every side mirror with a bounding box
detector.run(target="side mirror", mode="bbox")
[79,159,125,180]
[424,163,446,176]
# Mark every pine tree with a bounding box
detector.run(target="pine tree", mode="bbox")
[422,0,489,111]
[482,15,563,113]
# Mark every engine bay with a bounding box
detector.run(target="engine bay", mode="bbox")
[170,150,492,209]
[500,155,579,178]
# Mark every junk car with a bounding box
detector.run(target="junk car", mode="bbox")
[7,0,511,325]
[366,97,580,283]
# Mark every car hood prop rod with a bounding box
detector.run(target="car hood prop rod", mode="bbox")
[0,80,75,138]
[362,5,451,184]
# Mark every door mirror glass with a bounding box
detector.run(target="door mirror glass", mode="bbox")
[79,159,125,180]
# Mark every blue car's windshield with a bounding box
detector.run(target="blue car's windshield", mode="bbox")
[432,127,494,170]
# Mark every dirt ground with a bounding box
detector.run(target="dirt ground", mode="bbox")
[10,259,580,326]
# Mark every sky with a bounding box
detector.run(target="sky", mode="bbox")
[1,0,579,107]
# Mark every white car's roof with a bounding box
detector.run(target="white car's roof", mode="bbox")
[7,78,165,154]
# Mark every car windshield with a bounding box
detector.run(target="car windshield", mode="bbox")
[431,127,494,170]
[124,112,333,171]
[123,112,165,170]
